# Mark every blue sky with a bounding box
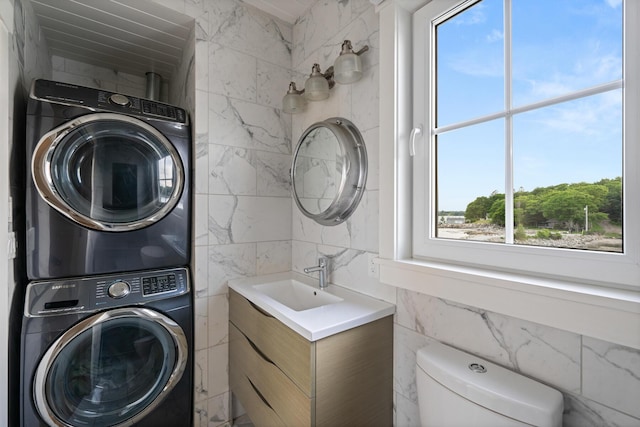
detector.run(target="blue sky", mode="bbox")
[434,0,623,211]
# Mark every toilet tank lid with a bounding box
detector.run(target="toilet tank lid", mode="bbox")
[417,341,563,427]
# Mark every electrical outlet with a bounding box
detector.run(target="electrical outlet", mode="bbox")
[367,253,379,278]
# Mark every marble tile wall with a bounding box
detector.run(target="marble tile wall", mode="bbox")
[161,1,295,425]
[396,289,640,426]
[291,0,394,305]
[51,56,147,99]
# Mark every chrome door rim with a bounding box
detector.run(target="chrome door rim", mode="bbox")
[33,307,188,427]
[32,113,185,232]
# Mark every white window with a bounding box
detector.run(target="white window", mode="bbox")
[412,0,639,288]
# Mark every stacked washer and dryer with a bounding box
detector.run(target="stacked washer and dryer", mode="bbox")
[20,80,193,427]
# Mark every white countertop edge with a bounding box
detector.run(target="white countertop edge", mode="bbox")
[229,272,396,341]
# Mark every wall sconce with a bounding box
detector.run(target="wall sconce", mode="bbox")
[282,40,369,114]
[334,40,369,84]
[283,82,307,114]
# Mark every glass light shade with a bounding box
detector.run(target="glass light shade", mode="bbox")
[283,92,306,113]
[304,65,330,101]
[334,52,363,84]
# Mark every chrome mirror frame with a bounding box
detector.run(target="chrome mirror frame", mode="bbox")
[291,117,367,226]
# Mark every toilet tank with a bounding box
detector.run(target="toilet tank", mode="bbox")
[416,341,563,427]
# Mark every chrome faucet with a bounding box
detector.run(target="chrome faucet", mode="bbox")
[304,257,328,289]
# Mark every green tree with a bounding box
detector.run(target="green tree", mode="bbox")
[541,189,594,231]
[465,196,490,222]
[489,198,505,226]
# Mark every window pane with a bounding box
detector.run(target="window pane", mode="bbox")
[436,0,504,127]
[512,91,622,252]
[436,119,505,242]
[512,0,622,106]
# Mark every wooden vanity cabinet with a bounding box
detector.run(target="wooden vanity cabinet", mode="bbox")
[229,289,393,427]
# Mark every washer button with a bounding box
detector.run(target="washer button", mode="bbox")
[108,281,131,299]
[109,93,130,106]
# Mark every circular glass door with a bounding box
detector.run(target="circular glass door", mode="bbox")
[34,308,188,427]
[32,113,184,232]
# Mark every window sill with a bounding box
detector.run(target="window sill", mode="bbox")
[378,257,640,350]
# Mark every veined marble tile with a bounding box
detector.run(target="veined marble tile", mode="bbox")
[257,60,291,109]
[396,289,581,393]
[208,0,291,67]
[257,241,292,275]
[150,0,185,14]
[394,324,430,404]
[195,90,210,194]
[333,5,379,71]
[582,337,640,418]
[207,343,229,399]
[209,43,257,102]
[349,190,379,252]
[208,144,257,195]
[292,208,324,243]
[195,38,209,93]
[185,0,205,18]
[61,57,118,82]
[208,195,238,244]
[194,348,208,403]
[195,194,209,246]
[231,196,292,242]
[206,392,230,427]
[256,150,291,197]
[208,93,290,154]
[193,245,208,298]
[321,245,396,303]
[352,0,374,18]
[563,393,640,427]
[291,240,318,275]
[292,0,351,69]
[207,294,229,347]
[194,296,209,351]
[351,64,379,132]
[207,243,256,295]
[395,391,422,427]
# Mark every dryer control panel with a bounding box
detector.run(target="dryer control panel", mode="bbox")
[30,79,188,124]
[25,267,190,317]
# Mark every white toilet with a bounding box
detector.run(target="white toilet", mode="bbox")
[416,340,563,427]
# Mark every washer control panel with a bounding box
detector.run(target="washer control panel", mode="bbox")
[31,79,187,124]
[25,267,190,317]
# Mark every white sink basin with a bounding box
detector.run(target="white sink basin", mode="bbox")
[253,280,343,311]
[229,272,395,341]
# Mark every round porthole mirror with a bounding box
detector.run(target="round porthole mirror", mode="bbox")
[291,117,367,226]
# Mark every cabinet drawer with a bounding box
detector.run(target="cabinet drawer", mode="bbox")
[229,290,313,395]
[229,361,284,427]
[230,324,313,426]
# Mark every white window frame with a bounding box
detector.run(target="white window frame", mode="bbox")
[414,0,638,289]
[376,0,640,350]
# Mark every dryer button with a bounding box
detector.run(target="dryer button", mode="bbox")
[109,93,130,107]
[108,281,131,299]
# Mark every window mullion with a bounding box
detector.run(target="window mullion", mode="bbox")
[504,0,514,244]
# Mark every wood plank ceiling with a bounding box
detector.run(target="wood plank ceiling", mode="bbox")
[30,0,194,80]
[29,0,315,81]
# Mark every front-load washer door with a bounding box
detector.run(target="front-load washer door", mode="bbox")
[32,113,184,232]
[33,308,188,427]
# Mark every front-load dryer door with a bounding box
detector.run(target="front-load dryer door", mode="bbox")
[32,113,184,232]
[33,308,188,427]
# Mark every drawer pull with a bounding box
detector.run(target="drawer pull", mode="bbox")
[246,335,276,366]
[248,300,275,318]
[247,376,274,410]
